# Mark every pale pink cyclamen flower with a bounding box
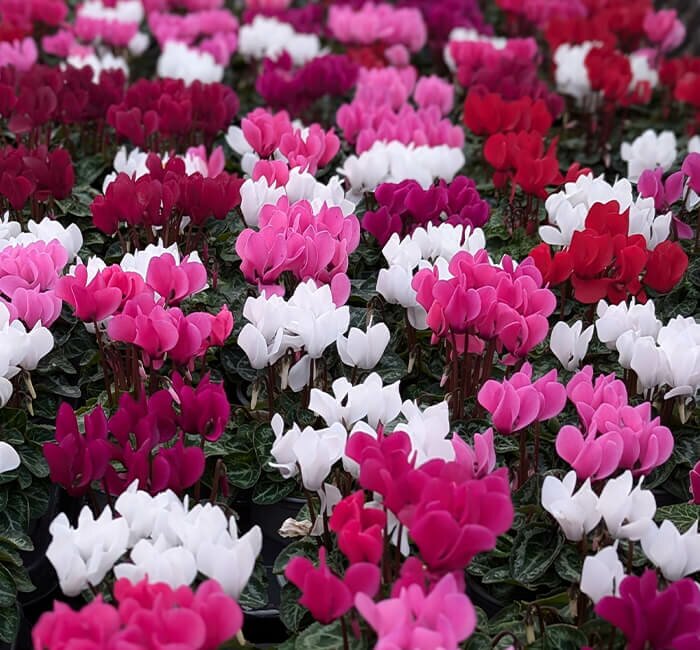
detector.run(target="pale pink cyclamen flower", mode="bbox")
[555,367,674,481]
[644,9,686,53]
[477,363,566,434]
[355,574,477,650]
[413,75,454,116]
[186,145,226,178]
[278,125,340,175]
[0,38,38,72]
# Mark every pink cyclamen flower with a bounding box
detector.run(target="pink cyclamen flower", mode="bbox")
[278,124,340,175]
[413,75,454,115]
[638,168,684,212]
[355,574,477,650]
[691,461,700,504]
[596,570,700,650]
[241,108,293,158]
[0,38,38,72]
[644,9,686,53]
[477,363,566,434]
[145,253,207,305]
[451,428,496,479]
[285,547,380,624]
[329,491,386,565]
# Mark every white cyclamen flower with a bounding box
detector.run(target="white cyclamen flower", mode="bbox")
[580,543,626,603]
[620,130,677,183]
[336,321,390,369]
[542,471,601,541]
[641,520,700,582]
[597,471,656,541]
[550,320,594,371]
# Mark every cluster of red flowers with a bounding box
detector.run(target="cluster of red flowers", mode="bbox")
[661,56,700,130]
[543,0,653,52]
[462,67,565,203]
[0,64,126,138]
[107,78,239,148]
[0,144,74,211]
[585,45,652,107]
[530,201,689,304]
[44,372,229,497]
[91,153,243,242]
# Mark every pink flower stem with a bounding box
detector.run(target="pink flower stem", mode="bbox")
[340,615,350,650]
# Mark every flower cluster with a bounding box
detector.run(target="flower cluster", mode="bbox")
[34,578,243,650]
[43,372,228,496]
[555,366,674,480]
[362,176,488,246]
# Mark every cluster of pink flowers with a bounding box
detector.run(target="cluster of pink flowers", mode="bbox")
[90,153,243,239]
[337,66,461,154]
[362,176,489,245]
[33,578,242,650]
[148,10,238,64]
[555,366,674,480]
[73,1,142,49]
[255,52,358,116]
[328,3,427,55]
[236,197,360,305]
[0,37,37,71]
[478,363,566,435]
[1,64,126,138]
[0,240,67,328]
[0,145,74,211]
[44,371,229,496]
[106,78,239,148]
[57,252,232,369]
[413,251,556,361]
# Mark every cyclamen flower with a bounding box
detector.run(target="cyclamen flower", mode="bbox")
[33,578,243,650]
[596,571,700,650]
[550,320,594,371]
[329,491,386,565]
[478,363,566,434]
[285,547,380,624]
[620,130,677,183]
[541,471,600,541]
[355,574,476,650]
[580,543,626,604]
[641,520,700,581]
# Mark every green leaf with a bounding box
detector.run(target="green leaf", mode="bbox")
[0,526,33,551]
[273,538,319,575]
[0,603,19,643]
[238,561,268,610]
[20,445,50,478]
[655,504,700,533]
[510,525,563,586]
[6,563,34,593]
[529,624,589,650]
[252,476,296,505]
[554,544,583,583]
[0,543,22,567]
[295,620,366,650]
[279,582,308,632]
[0,565,17,608]
[465,633,493,650]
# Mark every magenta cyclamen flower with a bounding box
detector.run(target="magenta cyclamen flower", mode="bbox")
[285,547,380,624]
[241,108,293,158]
[355,574,476,650]
[691,460,700,505]
[43,404,112,496]
[478,363,566,434]
[596,570,700,650]
[145,252,207,305]
[278,124,340,175]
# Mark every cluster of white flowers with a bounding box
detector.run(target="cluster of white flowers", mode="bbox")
[238,16,322,65]
[0,303,54,408]
[620,129,677,183]
[338,141,465,201]
[47,482,262,598]
[0,213,83,261]
[156,41,223,84]
[597,300,700,404]
[236,169,355,227]
[541,173,672,250]
[271,371,454,489]
[376,222,486,329]
[238,280,352,388]
[543,470,700,602]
